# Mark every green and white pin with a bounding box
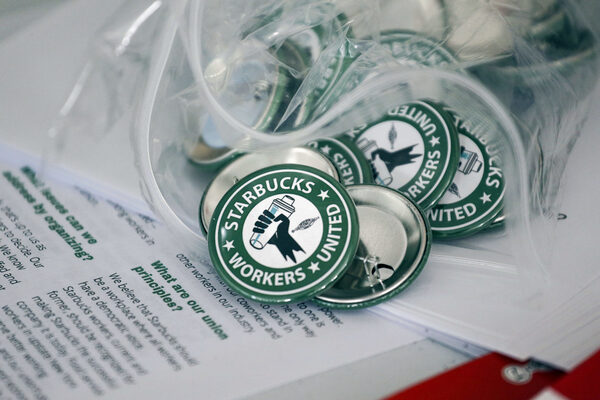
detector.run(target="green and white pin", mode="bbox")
[350,100,459,210]
[428,128,505,239]
[306,137,373,185]
[208,164,359,303]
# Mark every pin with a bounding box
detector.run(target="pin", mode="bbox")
[314,185,431,308]
[427,128,505,238]
[350,100,460,210]
[207,164,359,303]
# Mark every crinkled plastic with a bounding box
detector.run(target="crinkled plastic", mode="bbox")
[52,0,600,282]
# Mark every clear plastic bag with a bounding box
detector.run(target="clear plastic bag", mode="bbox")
[52,0,600,282]
[0,0,63,41]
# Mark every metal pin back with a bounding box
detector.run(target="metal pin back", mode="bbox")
[314,184,431,308]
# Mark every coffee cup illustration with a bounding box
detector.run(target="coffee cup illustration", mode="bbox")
[457,146,482,175]
[249,195,296,249]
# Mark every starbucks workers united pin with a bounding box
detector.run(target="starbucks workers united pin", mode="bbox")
[350,100,459,210]
[208,165,359,303]
[428,128,505,238]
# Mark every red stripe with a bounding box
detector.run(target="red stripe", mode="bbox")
[551,348,600,400]
[385,353,564,400]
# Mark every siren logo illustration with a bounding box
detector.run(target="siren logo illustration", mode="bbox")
[356,120,424,187]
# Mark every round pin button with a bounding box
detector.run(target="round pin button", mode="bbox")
[199,147,340,235]
[427,128,505,239]
[314,184,431,309]
[350,100,460,210]
[306,136,374,186]
[208,164,360,304]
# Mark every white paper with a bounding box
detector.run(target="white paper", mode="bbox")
[2,0,597,374]
[0,159,421,399]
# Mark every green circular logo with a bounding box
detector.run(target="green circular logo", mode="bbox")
[350,101,459,210]
[306,137,373,185]
[427,128,505,238]
[208,165,359,303]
